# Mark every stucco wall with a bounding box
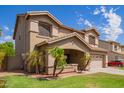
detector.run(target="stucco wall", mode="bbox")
[49,37,90,53]
[15,16,25,56]
[28,16,60,51]
[99,40,124,61]
[84,31,99,47]
[29,15,59,37]
[121,47,124,51]
[15,16,30,56]
[29,32,50,51]
[99,40,112,51]
[14,14,110,74]
[108,52,124,61]
[58,28,72,36]
[7,56,23,71]
[47,50,84,74]
[65,50,84,64]
[46,37,90,74]
[112,43,122,52]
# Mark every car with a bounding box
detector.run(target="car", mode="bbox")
[108,60,124,67]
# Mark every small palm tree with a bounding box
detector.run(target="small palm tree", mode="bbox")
[80,52,91,71]
[0,52,6,71]
[49,47,66,77]
[26,50,44,74]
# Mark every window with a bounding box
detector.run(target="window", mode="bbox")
[115,56,118,60]
[38,21,51,37]
[114,45,118,51]
[89,35,95,45]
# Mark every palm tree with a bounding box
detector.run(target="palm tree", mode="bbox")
[0,28,4,71]
[26,50,44,74]
[80,52,91,71]
[49,47,66,77]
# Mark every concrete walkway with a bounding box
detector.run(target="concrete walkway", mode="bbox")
[0,68,124,78]
[90,67,124,76]
[0,71,25,77]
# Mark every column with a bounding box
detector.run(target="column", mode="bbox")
[103,55,108,68]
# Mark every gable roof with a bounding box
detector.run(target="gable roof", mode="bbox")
[82,28,100,36]
[108,40,120,45]
[36,32,92,49]
[36,32,107,53]
[25,11,63,25]
[13,11,62,39]
[100,39,122,46]
[13,11,85,39]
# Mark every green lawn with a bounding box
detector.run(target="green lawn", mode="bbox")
[1,72,124,88]
[119,67,124,70]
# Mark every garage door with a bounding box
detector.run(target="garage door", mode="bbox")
[90,55,103,70]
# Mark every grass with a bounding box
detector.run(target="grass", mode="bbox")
[119,67,124,70]
[1,72,124,88]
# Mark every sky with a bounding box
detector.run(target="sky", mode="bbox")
[0,5,124,45]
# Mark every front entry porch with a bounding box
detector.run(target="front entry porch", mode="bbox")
[64,49,85,73]
[47,49,86,74]
[64,49,84,65]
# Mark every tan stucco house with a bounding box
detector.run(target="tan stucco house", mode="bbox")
[99,40,124,61]
[13,11,124,74]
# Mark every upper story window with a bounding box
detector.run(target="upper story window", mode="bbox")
[89,35,95,45]
[114,45,118,51]
[38,21,52,37]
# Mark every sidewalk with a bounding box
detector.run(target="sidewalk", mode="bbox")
[0,67,124,79]
[0,70,25,77]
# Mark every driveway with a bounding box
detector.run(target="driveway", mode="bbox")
[90,67,124,75]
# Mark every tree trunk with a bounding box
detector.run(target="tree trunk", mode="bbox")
[27,62,31,73]
[0,64,2,71]
[35,63,39,74]
[83,59,91,71]
[56,67,64,77]
[53,59,57,77]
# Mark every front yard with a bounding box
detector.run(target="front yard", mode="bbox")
[119,67,124,70]
[1,72,124,88]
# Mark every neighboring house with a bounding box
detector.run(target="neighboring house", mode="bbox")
[12,11,123,74]
[99,40,124,61]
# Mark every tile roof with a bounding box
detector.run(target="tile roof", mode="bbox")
[36,32,108,53]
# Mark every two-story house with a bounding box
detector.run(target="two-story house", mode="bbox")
[99,40,124,61]
[13,11,110,74]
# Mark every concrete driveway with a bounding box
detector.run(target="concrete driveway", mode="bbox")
[90,67,124,75]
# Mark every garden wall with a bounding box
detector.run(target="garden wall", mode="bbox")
[7,56,23,71]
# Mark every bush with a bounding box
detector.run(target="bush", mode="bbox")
[0,42,15,56]
[0,52,6,70]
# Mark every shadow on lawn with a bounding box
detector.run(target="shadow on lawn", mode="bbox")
[37,76,60,81]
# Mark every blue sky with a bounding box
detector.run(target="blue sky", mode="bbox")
[0,5,124,45]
